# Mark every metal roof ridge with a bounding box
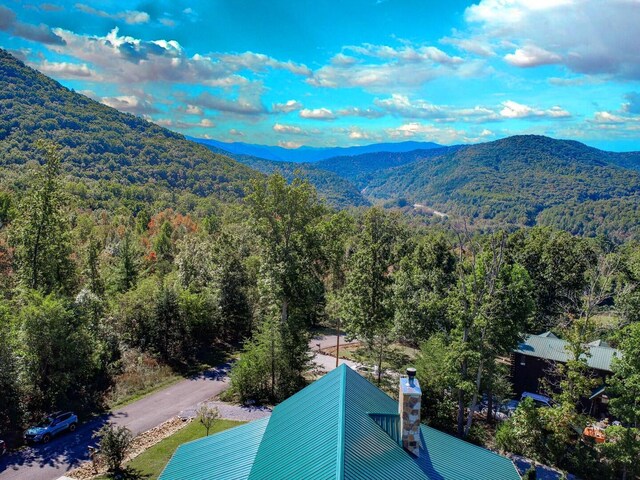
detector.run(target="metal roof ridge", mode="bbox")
[336,364,347,480]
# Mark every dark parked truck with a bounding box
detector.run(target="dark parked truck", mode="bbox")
[24,412,78,444]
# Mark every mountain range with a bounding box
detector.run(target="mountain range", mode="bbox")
[191,138,442,163]
[2,48,640,240]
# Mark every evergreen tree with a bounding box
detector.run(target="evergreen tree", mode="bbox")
[11,140,75,294]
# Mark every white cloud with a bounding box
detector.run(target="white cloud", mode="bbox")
[75,4,150,25]
[375,94,445,119]
[386,122,475,144]
[336,107,384,119]
[0,6,65,45]
[217,52,311,76]
[46,28,309,90]
[154,118,215,129]
[374,94,499,123]
[100,95,159,114]
[32,59,96,79]
[348,127,371,140]
[278,141,302,149]
[500,100,570,119]
[272,100,303,113]
[273,123,304,134]
[592,111,640,124]
[464,0,640,79]
[504,45,561,68]
[185,104,203,115]
[186,92,267,116]
[299,108,336,120]
[308,42,483,91]
[440,35,495,57]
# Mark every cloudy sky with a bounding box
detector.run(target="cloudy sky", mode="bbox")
[2,0,639,150]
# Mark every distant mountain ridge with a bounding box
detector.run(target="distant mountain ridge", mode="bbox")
[191,138,443,163]
[362,135,640,239]
[199,144,370,208]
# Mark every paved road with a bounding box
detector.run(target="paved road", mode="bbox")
[308,333,358,351]
[0,340,351,480]
[0,364,231,480]
[308,334,358,372]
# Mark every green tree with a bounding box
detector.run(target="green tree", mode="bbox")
[449,232,534,437]
[17,290,98,414]
[114,230,138,293]
[247,174,325,326]
[242,174,325,396]
[0,190,12,228]
[393,233,456,342]
[508,227,594,331]
[196,404,219,436]
[11,140,75,294]
[340,208,403,385]
[0,302,21,432]
[601,322,640,479]
[229,316,303,403]
[85,237,104,296]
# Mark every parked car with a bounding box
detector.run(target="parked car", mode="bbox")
[520,391,553,408]
[501,399,520,416]
[0,439,6,455]
[24,412,78,444]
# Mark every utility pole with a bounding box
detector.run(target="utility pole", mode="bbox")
[336,318,340,368]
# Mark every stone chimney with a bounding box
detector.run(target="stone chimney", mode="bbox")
[398,367,421,456]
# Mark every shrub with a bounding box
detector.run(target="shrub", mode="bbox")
[95,423,133,472]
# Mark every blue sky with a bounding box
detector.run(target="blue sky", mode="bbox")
[1,0,640,150]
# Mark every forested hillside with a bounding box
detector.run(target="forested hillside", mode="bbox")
[362,135,640,239]
[199,144,370,208]
[314,145,463,186]
[0,49,258,210]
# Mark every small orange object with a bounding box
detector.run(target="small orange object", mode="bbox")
[583,426,606,443]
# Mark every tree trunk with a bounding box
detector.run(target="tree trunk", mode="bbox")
[465,359,484,437]
[270,334,276,400]
[281,299,288,325]
[486,387,493,424]
[377,338,383,386]
[457,386,465,437]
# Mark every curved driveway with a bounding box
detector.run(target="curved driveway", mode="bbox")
[0,365,231,480]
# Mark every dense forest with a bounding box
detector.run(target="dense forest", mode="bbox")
[1,48,640,479]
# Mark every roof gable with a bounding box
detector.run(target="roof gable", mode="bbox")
[160,364,520,480]
[248,365,343,479]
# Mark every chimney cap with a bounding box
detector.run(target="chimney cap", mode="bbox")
[406,367,416,378]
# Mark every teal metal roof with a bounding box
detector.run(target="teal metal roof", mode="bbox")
[160,365,520,480]
[418,425,520,480]
[159,417,269,480]
[516,333,620,372]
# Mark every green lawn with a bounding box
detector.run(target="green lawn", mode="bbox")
[98,419,244,479]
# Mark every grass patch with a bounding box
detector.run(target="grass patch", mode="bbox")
[107,348,233,409]
[109,374,183,410]
[97,419,244,480]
